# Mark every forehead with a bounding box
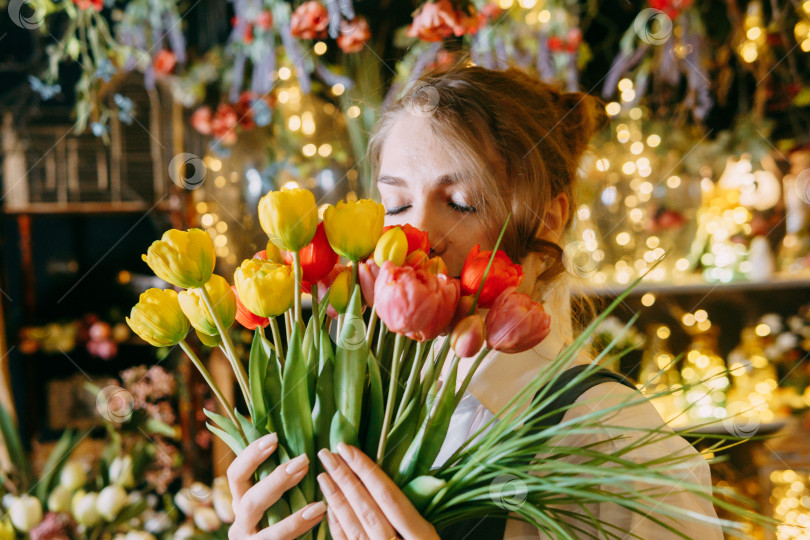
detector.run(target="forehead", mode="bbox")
[378,115,455,180]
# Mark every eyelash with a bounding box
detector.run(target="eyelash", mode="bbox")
[384,202,477,216]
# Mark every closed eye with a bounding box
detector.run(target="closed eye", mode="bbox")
[449,201,476,214]
[385,205,410,216]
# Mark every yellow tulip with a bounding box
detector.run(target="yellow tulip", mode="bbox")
[374,226,408,267]
[178,275,237,337]
[126,289,190,347]
[328,266,352,314]
[324,199,385,261]
[265,240,283,263]
[233,259,295,318]
[0,517,14,540]
[196,329,222,347]
[258,188,318,252]
[142,229,215,289]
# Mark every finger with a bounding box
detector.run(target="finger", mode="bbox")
[235,453,311,533]
[253,501,327,540]
[327,506,350,540]
[317,472,369,540]
[336,442,435,538]
[318,449,395,538]
[227,433,278,501]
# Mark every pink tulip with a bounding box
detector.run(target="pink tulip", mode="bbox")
[358,257,380,306]
[485,287,551,353]
[450,314,485,358]
[374,260,460,342]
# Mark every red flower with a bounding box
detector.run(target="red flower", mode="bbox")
[548,35,563,52]
[358,257,380,306]
[153,50,177,75]
[243,23,254,44]
[460,244,523,308]
[191,106,213,135]
[374,260,460,342]
[281,222,339,292]
[649,0,693,19]
[480,2,503,20]
[256,11,274,30]
[290,1,330,40]
[72,0,103,11]
[232,285,270,330]
[382,223,430,255]
[337,16,372,53]
[485,287,551,353]
[211,104,238,145]
[565,28,582,52]
[234,91,257,130]
[407,0,471,42]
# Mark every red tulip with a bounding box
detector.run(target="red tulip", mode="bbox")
[382,223,430,255]
[460,244,523,308]
[485,287,551,353]
[282,222,339,293]
[450,314,485,358]
[232,285,270,330]
[290,1,329,39]
[374,260,460,342]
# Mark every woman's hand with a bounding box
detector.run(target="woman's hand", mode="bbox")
[226,433,326,540]
[317,442,440,540]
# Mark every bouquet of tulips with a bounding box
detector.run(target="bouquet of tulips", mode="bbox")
[126,188,770,539]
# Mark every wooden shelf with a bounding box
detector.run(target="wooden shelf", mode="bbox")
[573,272,810,297]
[3,201,170,215]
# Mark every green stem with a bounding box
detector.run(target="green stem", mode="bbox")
[394,340,427,424]
[269,317,284,359]
[311,283,321,348]
[349,261,358,298]
[469,213,512,316]
[375,323,388,360]
[377,333,406,461]
[452,347,491,410]
[365,305,378,345]
[424,336,453,397]
[284,310,292,344]
[199,286,251,408]
[291,251,304,332]
[179,339,244,440]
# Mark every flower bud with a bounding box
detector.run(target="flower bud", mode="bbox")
[450,314,486,358]
[178,274,237,337]
[0,517,13,540]
[233,259,295,318]
[47,484,72,513]
[327,266,352,315]
[193,507,221,532]
[212,477,234,524]
[259,188,318,252]
[109,455,136,488]
[323,199,385,261]
[59,461,87,491]
[9,495,43,532]
[374,226,408,267]
[72,491,101,526]
[423,255,448,276]
[97,485,128,521]
[126,289,190,347]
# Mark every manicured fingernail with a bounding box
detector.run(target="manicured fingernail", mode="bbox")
[302,500,327,520]
[258,433,278,450]
[317,448,337,469]
[317,473,335,495]
[285,453,309,475]
[336,441,354,463]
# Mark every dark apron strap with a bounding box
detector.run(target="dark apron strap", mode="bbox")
[436,364,637,539]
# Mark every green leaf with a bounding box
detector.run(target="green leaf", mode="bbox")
[108,498,148,527]
[35,429,79,503]
[313,330,336,456]
[203,408,246,447]
[289,485,313,540]
[329,410,359,451]
[333,285,368,432]
[381,398,419,478]
[303,309,319,407]
[234,409,261,443]
[0,402,31,489]
[264,342,285,440]
[281,323,315,499]
[205,423,246,455]
[248,329,271,435]
[402,475,446,512]
[362,351,385,457]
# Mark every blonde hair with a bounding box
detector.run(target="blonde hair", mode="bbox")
[368,63,608,330]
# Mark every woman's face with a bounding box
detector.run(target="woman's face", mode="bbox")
[376,115,493,278]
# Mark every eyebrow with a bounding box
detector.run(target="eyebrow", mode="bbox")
[376,173,462,187]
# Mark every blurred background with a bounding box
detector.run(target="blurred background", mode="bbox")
[1,0,810,537]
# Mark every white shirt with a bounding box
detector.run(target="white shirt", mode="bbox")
[431,279,724,539]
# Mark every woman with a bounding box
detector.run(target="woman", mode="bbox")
[225,64,723,539]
